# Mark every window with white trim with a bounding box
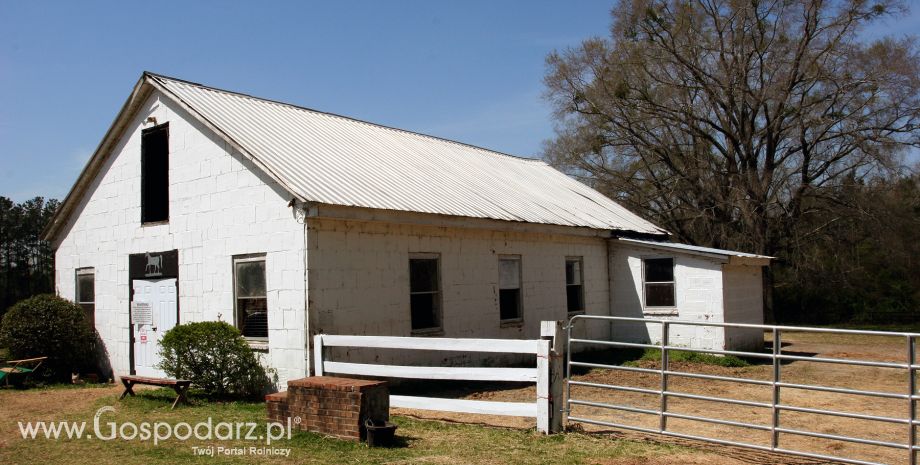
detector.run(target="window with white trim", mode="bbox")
[233,255,267,339]
[409,254,442,332]
[499,256,522,322]
[643,257,675,308]
[76,268,95,327]
[565,257,585,313]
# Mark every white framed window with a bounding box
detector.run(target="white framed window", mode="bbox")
[75,268,95,327]
[565,257,585,314]
[498,255,522,323]
[643,257,675,308]
[409,253,442,333]
[233,254,267,340]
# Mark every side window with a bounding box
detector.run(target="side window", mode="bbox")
[643,258,675,308]
[234,255,267,339]
[76,268,95,327]
[498,256,522,322]
[409,254,442,332]
[565,257,585,314]
[141,123,169,223]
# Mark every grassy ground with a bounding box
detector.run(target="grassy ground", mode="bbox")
[0,385,684,465]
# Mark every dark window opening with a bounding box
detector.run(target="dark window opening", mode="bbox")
[409,256,441,331]
[565,258,585,313]
[644,258,675,307]
[234,256,267,339]
[141,123,169,223]
[76,268,95,328]
[499,256,522,321]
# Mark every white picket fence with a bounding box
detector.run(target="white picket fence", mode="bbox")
[313,321,563,433]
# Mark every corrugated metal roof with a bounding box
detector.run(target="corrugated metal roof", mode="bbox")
[147,73,667,235]
[618,238,773,261]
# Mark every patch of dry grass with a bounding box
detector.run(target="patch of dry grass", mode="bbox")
[0,385,687,465]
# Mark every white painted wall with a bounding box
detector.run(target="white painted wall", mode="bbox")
[53,90,307,385]
[305,217,609,365]
[723,264,765,351]
[609,243,729,351]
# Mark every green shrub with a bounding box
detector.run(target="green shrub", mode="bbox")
[624,348,750,368]
[0,294,96,382]
[158,321,273,399]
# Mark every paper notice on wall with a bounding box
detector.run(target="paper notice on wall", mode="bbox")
[131,301,152,326]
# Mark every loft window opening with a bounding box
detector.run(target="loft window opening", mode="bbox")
[141,123,169,223]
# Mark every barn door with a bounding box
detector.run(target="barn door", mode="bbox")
[131,278,177,377]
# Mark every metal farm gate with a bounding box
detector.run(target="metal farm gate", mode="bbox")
[565,315,919,465]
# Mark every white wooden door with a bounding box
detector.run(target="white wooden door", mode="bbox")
[132,278,177,377]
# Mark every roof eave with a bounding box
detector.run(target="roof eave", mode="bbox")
[615,237,772,265]
[41,72,307,243]
[42,74,153,242]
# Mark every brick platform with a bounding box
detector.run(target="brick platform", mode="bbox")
[266,376,388,441]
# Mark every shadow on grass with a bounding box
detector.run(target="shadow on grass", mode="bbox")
[116,387,266,411]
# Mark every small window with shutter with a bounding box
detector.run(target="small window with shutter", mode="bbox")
[565,257,585,314]
[499,256,522,322]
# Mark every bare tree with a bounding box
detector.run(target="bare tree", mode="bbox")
[544,0,920,259]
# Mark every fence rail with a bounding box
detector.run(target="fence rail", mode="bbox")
[565,315,919,465]
[314,322,564,433]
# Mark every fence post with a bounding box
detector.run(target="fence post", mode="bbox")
[659,321,669,433]
[908,335,915,465]
[313,334,324,376]
[771,328,781,450]
[541,320,564,433]
[536,338,552,434]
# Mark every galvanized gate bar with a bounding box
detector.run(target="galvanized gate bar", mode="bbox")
[776,381,910,399]
[664,370,773,386]
[565,314,920,465]
[569,360,659,374]
[776,403,908,424]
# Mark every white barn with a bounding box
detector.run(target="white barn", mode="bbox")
[43,73,770,384]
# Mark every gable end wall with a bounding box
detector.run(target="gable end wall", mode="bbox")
[53,90,307,384]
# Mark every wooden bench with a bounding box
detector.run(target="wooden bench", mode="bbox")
[119,375,192,409]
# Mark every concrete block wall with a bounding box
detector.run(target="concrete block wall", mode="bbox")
[306,217,610,365]
[52,90,307,385]
[609,244,728,351]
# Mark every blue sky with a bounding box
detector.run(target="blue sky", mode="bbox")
[1,1,918,202]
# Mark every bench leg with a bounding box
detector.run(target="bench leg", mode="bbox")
[119,380,136,400]
[171,384,190,410]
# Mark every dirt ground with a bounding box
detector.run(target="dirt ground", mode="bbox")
[0,385,122,449]
[393,330,915,465]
